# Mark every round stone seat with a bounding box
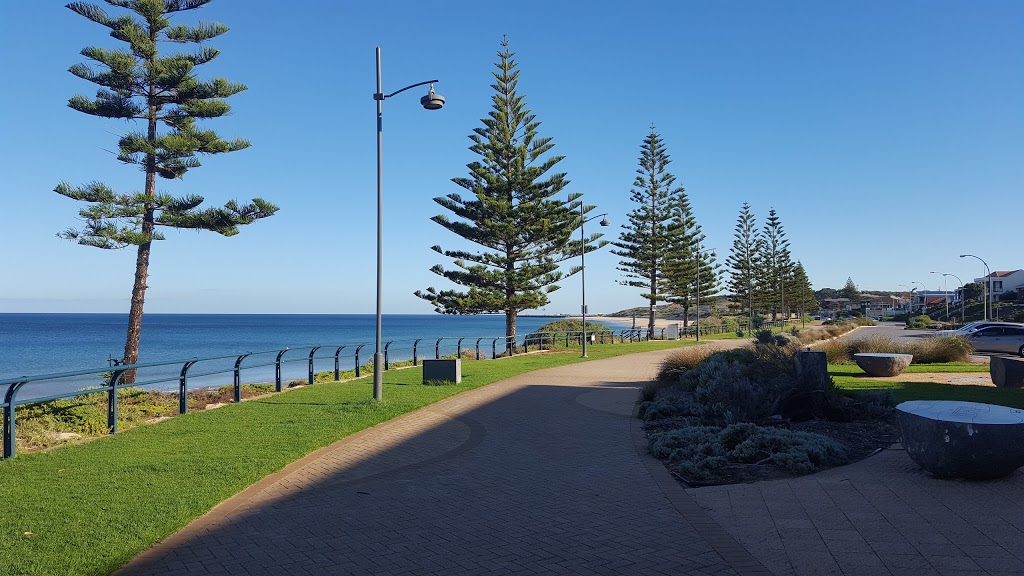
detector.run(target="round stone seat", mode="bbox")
[854,352,913,377]
[897,400,1024,479]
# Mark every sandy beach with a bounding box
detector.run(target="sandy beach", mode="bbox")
[586,315,691,329]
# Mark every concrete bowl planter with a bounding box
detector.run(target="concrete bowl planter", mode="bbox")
[897,400,1024,479]
[854,353,913,377]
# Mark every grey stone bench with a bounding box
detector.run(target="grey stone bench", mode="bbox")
[991,356,1024,388]
[897,400,1024,479]
[854,353,913,377]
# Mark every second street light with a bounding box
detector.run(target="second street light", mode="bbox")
[580,206,609,358]
[373,47,444,401]
[929,271,949,322]
[960,254,991,321]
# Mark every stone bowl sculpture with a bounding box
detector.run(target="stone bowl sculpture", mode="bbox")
[990,356,1024,389]
[897,400,1024,479]
[854,353,913,377]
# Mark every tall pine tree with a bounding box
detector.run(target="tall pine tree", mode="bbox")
[756,208,792,320]
[416,37,595,347]
[610,127,683,334]
[726,202,761,320]
[57,0,277,375]
[662,195,719,325]
[789,262,818,319]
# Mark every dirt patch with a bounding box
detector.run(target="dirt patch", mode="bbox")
[869,372,993,386]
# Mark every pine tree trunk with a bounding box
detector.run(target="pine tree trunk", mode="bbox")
[122,231,152,382]
[122,51,159,384]
[505,309,516,355]
[647,298,656,335]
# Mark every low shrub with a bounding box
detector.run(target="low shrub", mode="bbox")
[854,317,877,326]
[821,334,972,364]
[818,339,850,363]
[908,335,973,363]
[649,423,849,482]
[654,346,716,385]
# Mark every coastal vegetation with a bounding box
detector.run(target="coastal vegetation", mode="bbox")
[818,334,973,364]
[55,0,277,377]
[640,334,896,484]
[416,37,604,349]
[0,338,695,575]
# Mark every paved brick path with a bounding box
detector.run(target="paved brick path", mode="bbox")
[117,342,1024,576]
[117,348,760,576]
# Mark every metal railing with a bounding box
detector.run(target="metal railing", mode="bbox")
[0,327,659,460]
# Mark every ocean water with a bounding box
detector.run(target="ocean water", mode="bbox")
[0,313,625,398]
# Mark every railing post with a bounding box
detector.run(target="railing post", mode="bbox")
[436,338,443,360]
[233,353,251,403]
[108,369,125,434]
[565,331,570,348]
[476,338,483,360]
[355,344,365,377]
[384,341,393,370]
[179,360,198,415]
[492,338,499,359]
[334,346,346,381]
[276,349,289,391]
[457,338,465,358]
[308,346,321,385]
[413,339,422,366]
[3,381,28,459]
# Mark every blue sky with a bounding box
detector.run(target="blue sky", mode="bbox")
[1,1,1020,314]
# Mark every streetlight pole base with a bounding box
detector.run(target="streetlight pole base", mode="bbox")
[373,352,383,400]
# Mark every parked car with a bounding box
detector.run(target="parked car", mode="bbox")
[935,321,1024,337]
[965,325,1024,357]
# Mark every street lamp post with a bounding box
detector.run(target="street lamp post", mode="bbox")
[373,47,444,400]
[946,273,965,324]
[695,248,716,342]
[929,271,949,322]
[911,281,925,314]
[580,206,609,358]
[960,254,991,322]
[898,283,912,316]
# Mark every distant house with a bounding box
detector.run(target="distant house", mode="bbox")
[973,270,1024,298]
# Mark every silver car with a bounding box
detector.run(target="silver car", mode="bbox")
[935,321,1024,337]
[966,325,1024,357]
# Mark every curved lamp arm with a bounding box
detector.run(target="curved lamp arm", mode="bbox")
[375,79,440,101]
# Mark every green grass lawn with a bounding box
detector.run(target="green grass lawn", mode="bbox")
[0,338,693,576]
[830,362,1024,408]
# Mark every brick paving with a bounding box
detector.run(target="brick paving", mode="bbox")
[117,348,753,575]
[689,445,1024,576]
[117,342,1024,576]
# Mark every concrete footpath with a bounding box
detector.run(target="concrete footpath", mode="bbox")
[117,345,1024,576]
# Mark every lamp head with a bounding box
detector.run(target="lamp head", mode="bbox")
[421,84,445,110]
[599,217,610,227]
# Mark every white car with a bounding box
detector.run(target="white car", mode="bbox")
[966,325,1024,357]
[935,321,1024,337]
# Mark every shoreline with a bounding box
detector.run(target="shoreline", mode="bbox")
[584,315,691,330]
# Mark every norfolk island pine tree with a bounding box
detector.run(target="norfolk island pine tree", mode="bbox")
[610,127,684,335]
[757,208,793,321]
[662,192,721,326]
[56,0,278,377]
[726,202,762,321]
[416,37,605,349]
